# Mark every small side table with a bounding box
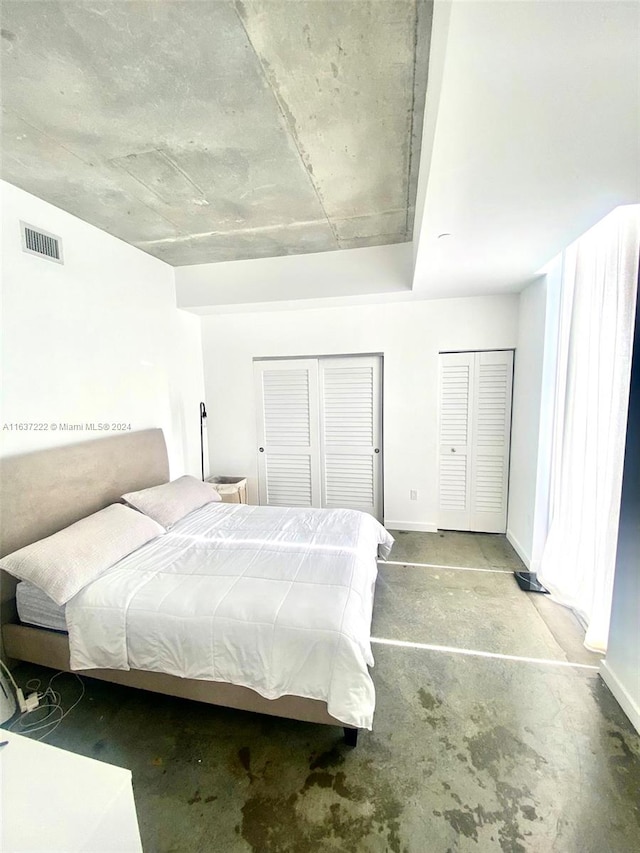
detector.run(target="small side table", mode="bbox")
[207,476,248,504]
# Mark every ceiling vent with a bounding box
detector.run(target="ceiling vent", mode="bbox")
[20,221,63,264]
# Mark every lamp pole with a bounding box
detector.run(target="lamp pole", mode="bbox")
[199,402,207,481]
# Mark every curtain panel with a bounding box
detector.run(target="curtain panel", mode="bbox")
[539,206,640,653]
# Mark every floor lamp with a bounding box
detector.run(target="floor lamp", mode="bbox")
[199,401,207,481]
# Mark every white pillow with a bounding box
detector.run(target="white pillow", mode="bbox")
[121,475,221,528]
[0,504,165,606]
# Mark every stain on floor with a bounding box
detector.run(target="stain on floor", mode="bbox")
[239,742,409,853]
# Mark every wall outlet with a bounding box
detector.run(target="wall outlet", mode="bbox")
[410,489,418,501]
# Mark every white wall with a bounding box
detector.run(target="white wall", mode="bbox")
[506,276,548,565]
[0,181,205,476]
[200,294,519,529]
[601,297,640,733]
[507,256,565,570]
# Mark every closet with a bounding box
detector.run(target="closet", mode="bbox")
[254,356,383,521]
[438,350,514,533]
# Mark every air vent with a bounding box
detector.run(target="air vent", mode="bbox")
[20,222,63,264]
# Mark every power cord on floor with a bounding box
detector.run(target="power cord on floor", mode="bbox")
[0,659,85,741]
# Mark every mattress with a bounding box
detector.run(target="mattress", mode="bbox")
[16,581,67,632]
[66,501,393,729]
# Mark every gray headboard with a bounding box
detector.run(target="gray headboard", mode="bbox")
[0,428,169,605]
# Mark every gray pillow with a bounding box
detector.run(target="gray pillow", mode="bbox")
[0,504,165,605]
[121,474,221,528]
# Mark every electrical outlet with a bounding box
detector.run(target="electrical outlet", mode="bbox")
[410,489,418,501]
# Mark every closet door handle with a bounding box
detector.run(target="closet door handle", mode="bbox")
[374,448,380,454]
[451,448,456,453]
[259,447,264,452]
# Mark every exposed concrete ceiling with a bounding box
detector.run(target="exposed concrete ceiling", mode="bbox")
[173,0,640,312]
[0,0,431,266]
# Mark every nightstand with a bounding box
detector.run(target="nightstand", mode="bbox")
[207,476,248,504]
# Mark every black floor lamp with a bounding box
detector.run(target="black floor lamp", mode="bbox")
[199,402,207,481]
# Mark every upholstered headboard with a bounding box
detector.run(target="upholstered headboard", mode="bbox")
[0,428,169,606]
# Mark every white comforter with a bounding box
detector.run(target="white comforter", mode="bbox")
[66,502,394,729]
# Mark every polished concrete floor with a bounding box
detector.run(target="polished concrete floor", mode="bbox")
[5,531,640,852]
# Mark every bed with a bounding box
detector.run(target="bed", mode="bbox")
[0,429,392,744]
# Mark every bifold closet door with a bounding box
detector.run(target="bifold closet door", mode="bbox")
[255,356,382,520]
[254,359,321,507]
[318,356,382,520]
[438,350,513,533]
[438,352,473,530]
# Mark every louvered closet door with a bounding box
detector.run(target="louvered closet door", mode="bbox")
[254,360,321,507]
[438,353,474,530]
[318,356,382,521]
[469,350,513,532]
[438,350,513,533]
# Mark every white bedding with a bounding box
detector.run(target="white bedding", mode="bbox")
[66,502,393,729]
[16,581,67,632]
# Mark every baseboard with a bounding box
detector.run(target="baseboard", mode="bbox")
[600,661,640,735]
[506,529,531,569]
[384,520,438,533]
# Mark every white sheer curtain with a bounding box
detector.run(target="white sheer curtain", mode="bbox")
[538,205,640,653]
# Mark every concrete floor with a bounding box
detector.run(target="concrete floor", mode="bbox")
[5,531,640,852]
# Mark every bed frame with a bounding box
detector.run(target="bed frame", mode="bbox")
[0,429,358,745]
